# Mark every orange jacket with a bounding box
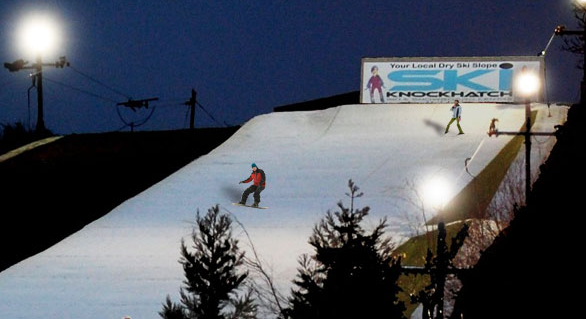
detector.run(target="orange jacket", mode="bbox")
[242,169,266,187]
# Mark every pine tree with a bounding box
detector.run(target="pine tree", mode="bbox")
[560,3,586,103]
[160,296,187,319]
[160,205,256,319]
[285,180,406,319]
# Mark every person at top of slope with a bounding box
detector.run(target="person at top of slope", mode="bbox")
[445,99,464,135]
[238,163,266,207]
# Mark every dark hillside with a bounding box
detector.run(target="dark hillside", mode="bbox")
[0,127,238,272]
[451,104,585,318]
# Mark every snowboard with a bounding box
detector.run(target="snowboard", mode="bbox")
[232,203,268,209]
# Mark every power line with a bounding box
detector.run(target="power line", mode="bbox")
[154,102,185,108]
[197,101,226,127]
[0,76,23,99]
[184,104,191,129]
[43,75,118,104]
[115,122,130,131]
[68,65,131,99]
[157,99,186,104]
[0,77,15,89]
[115,104,157,131]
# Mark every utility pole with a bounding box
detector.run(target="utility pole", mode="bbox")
[488,107,556,206]
[403,222,470,319]
[4,56,69,133]
[184,89,197,130]
[35,55,45,132]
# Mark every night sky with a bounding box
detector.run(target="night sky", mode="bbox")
[0,0,582,134]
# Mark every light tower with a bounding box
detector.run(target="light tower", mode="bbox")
[3,14,69,133]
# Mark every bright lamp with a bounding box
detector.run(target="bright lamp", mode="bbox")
[18,14,61,56]
[422,177,452,209]
[515,72,540,97]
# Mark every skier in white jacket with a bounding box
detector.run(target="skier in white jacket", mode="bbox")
[445,100,464,135]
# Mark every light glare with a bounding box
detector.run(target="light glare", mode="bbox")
[18,14,60,56]
[515,72,540,97]
[422,177,451,209]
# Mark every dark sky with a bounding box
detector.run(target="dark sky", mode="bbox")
[0,0,582,134]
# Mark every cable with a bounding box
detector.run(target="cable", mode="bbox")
[0,77,15,89]
[133,106,157,127]
[0,76,24,101]
[27,80,36,130]
[532,134,553,146]
[318,105,343,140]
[457,138,487,181]
[43,76,118,103]
[115,104,157,130]
[539,32,556,57]
[197,101,226,127]
[115,122,130,132]
[157,99,186,104]
[68,65,131,99]
[153,102,184,108]
[184,105,191,129]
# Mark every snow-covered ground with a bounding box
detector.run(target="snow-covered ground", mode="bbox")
[0,103,566,319]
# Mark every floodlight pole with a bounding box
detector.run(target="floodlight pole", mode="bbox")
[524,100,532,206]
[492,102,557,207]
[35,55,45,132]
[3,56,69,134]
[494,101,534,206]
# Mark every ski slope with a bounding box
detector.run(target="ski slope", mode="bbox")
[0,103,567,319]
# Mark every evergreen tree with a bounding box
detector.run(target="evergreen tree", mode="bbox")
[285,180,406,319]
[160,296,187,319]
[560,3,586,103]
[160,205,256,319]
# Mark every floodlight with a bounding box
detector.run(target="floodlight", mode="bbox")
[515,72,540,97]
[4,59,28,72]
[421,177,451,209]
[17,14,61,56]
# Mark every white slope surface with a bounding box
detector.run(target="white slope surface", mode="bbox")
[0,103,567,319]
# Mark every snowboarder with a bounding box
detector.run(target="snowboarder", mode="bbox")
[238,163,266,207]
[445,99,464,135]
[366,65,385,103]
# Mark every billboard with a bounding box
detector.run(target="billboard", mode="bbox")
[361,56,545,104]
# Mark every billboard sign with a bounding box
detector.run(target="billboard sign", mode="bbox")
[361,56,544,104]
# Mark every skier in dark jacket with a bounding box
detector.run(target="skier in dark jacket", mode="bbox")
[239,163,266,207]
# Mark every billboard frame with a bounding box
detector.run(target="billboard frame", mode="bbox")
[360,56,546,104]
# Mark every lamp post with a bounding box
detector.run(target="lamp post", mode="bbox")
[489,71,545,206]
[489,72,542,206]
[3,15,68,133]
[34,55,45,132]
[517,71,540,205]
